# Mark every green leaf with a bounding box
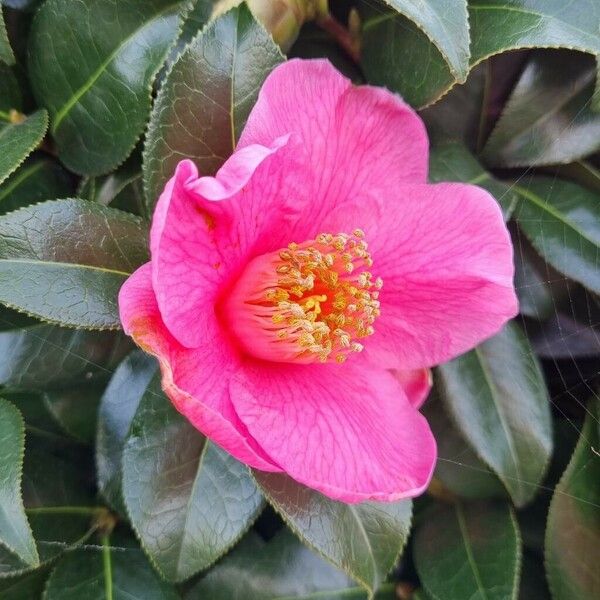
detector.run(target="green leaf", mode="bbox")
[122,374,264,582]
[43,385,103,445]
[0,110,48,186]
[360,4,452,108]
[0,5,15,65]
[437,322,553,507]
[254,471,412,597]
[0,439,99,576]
[187,529,397,600]
[413,501,522,600]
[44,531,180,600]
[0,198,148,328]
[96,351,158,512]
[0,565,50,599]
[513,177,600,295]
[428,141,518,219]
[0,157,73,215]
[381,0,470,81]
[0,398,38,567]
[361,0,600,108]
[0,63,21,112]
[79,151,144,215]
[0,310,130,391]
[143,3,284,210]
[420,63,488,148]
[513,243,553,320]
[545,400,600,600]
[483,52,600,167]
[28,0,186,175]
[422,389,506,500]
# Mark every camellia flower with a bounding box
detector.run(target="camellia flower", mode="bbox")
[119,59,517,503]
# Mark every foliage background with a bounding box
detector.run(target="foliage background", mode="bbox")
[0,0,598,598]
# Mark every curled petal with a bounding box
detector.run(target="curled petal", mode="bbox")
[393,369,433,409]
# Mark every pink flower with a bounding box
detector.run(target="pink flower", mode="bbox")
[119,59,517,503]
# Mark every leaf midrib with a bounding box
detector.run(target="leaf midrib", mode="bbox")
[51,1,182,133]
[0,257,131,277]
[515,184,600,248]
[474,347,523,494]
[347,505,377,591]
[455,503,488,600]
[173,437,209,578]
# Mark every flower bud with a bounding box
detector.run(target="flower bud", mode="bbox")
[212,0,328,52]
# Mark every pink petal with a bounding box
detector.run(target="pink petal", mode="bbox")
[231,361,437,503]
[322,182,518,369]
[186,135,290,201]
[238,59,428,225]
[150,136,287,349]
[118,264,280,472]
[393,369,432,409]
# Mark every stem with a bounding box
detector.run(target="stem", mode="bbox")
[316,13,361,63]
[0,110,11,122]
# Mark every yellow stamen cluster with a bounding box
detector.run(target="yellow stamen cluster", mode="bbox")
[263,230,382,363]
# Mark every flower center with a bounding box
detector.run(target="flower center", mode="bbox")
[223,229,382,364]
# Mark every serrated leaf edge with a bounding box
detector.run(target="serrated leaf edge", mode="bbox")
[253,470,413,600]
[0,397,39,568]
[0,110,48,186]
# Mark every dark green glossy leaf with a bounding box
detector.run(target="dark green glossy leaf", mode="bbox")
[0,63,21,112]
[545,400,600,600]
[0,310,130,391]
[381,0,470,81]
[513,242,553,320]
[554,160,600,195]
[28,0,186,175]
[413,501,522,600]
[483,52,600,167]
[360,0,600,108]
[254,471,412,596]
[514,177,600,295]
[43,385,103,444]
[0,398,38,567]
[360,4,452,108]
[420,63,488,148]
[428,141,517,219]
[187,529,397,600]
[423,389,506,500]
[7,391,89,446]
[0,5,14,65]
[0,110,47,186]
[143,3,283,210]
[0,198,148,328]
[44,532,179,600]
[0,565,50,599]
[96,351,157,512]
[0,156,72,215]
[437,322,553,507]
[79,152,144,214]
[0,439,98,576]
[122,375,264,582]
